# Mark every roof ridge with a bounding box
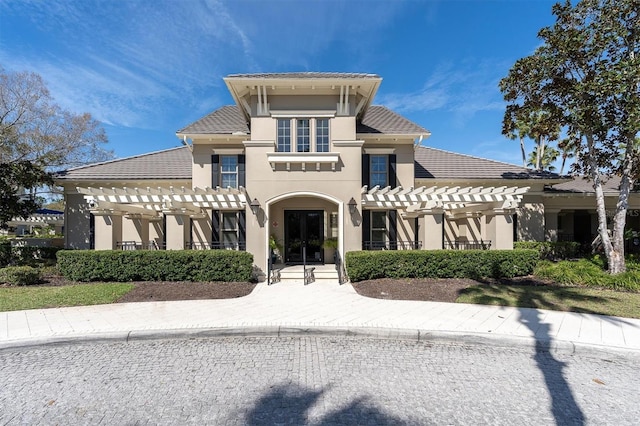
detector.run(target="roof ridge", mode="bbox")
[63,145,189,172]
[416,144,530,171]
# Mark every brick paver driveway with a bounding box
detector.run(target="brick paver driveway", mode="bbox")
[1,336,637,425]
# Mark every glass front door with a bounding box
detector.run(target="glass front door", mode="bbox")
[284,210,324,264]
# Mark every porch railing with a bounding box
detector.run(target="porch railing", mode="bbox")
[362,241,423,250]
[117,241,164,250]
[186,242,246,250]
[444,240,491,250]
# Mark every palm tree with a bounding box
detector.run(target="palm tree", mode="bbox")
[527,146,560,172]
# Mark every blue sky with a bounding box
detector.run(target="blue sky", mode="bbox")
[1,0,558,167]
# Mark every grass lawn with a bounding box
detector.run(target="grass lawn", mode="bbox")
[456,284,640,319]
[0,283,134,312]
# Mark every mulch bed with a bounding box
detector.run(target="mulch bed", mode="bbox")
[14,273,551,304]
[351,276,553,303]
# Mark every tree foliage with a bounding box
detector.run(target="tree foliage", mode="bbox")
[0,67,113,226]
[0,67,112,169]
[0,161,53,229]
[501,0,640,273]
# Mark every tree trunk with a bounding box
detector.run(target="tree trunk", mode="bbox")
[586,134,628,274]
[560,154,567,175]
[520,136,526,168]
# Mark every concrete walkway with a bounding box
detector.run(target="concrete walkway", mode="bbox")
[2,279,640,355]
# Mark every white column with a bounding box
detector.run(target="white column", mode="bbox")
[485,209,515,250]
[421,210,444,250]
[92,213,122,250]
[164,214,190,250]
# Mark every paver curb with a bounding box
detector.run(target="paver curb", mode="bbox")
[2,326,640,360]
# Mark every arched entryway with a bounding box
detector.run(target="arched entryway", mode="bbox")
[265,192,343,267]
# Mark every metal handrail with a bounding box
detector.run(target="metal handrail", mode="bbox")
[335,250,348,284]
[444,240,491,250]
[186,241,246,250]
[362,241,422,250]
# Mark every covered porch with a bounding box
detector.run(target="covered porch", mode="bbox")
[361,184,529,251]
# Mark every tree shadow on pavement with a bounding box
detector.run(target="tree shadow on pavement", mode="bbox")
[520,311,586,426]
[245,383,406,425]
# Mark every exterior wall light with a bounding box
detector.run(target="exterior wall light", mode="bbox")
[250,198,261,214]
[348,197,358,214]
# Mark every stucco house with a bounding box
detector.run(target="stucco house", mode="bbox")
[56,72,638,272]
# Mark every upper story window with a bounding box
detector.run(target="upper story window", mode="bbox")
[370,155,388,188]
[212,154,245,188]
[316,119,329,153]
[220,155,238,188]
[297,119,310,152]
[276,118,330,153]
[277,119,291,152]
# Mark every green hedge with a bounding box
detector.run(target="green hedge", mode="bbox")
[0,266,42,286]
[514,241,580,260]
[345,250,539,282]
[0,241,61,267]
[56,250,253,282]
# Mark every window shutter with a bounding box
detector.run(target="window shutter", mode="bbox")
[362,209,371,249]
[388,154,397,187]
[414,218,419,249]
[362,154,370,187]
[211,210,220,244]
[388,210,397,250]
[211,155,220,187]
[238,155,246,187]
[238,210,246,251]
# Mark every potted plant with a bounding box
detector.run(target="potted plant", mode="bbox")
[269,234,283,264]
[322,237,338,262]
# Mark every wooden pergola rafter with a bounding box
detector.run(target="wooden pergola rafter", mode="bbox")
[361,185,529,217]
[77,186,248,217]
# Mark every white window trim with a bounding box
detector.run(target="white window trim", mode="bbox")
[220,155,238,189]
[370,155,388,188]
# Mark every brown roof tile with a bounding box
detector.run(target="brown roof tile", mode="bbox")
[357,106,429,135]
[177,105,249,135]
[414,145,557,180]
[548,176,622,194]
[56,146,192,181]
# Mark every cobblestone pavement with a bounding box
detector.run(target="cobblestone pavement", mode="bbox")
[1,336,638,425]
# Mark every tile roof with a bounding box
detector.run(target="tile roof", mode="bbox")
[547,176,622,194]
[357,106,429,135]
[226,72,380,79]
[178,105,429,136]
[56,146,192,181]
[177,106,250,135]
[414,145,559,180]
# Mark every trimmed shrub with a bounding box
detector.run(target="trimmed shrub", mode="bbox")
[0,241,60,267]
[514,241,580,260]
[345,249,539,282]
[56,250,253,282]
[0,266,42,286]
[0,241,10,267]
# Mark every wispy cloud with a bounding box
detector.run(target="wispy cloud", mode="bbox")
[0,0,256,128]
[377,59,508,123]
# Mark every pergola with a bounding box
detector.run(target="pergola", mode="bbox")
[361,185,530,217]
[78,186,248,218]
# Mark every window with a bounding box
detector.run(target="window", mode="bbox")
[276,118,330,152]
[371,211,387,247]
[316,118,329,152]
[277,119,291,152]
[297,119,310,152]
[220,155,238,188]
[370,155,388,188]
[221,212,239,249]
